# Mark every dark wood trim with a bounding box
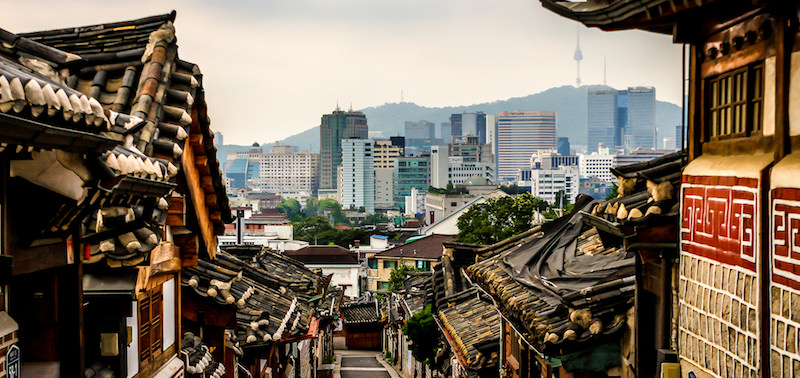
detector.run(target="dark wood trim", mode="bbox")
[701,134,774,155]
[773,11,795,160]
[701,41,767,78]
[132,343,177,378]
[688,44,704,160]
[759,165,773,378]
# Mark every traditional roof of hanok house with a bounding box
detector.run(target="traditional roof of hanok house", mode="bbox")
[341,301,381,325]
[400,271,433,315]
[374,234,454,260]
[538,0,720,35]
[182,245,326,348]
[436,288,501,372]
[284,245,359,265]
[14,12,232,265]
[466,152,685,364]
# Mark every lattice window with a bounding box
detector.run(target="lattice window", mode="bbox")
[138,285,163,365]
[707,63,763,139]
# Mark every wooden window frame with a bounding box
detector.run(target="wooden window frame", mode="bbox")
[138,285,163,366]
[705,62,764,140]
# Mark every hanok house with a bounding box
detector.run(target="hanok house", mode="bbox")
[466,151,685,378]
[340,300,383,351]
[284,245,362,298]
[387,271,435,378]
[0,11,231,378]
[368,234,454,291]
[181,245,329,378]
[536,0,800,376]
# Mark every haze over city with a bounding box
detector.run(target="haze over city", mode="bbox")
[3,0,683,145]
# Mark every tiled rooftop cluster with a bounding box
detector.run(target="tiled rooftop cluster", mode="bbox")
[3,12,230,266]
[181,245,326,347]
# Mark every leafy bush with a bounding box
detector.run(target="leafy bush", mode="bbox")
[402,304,438,366]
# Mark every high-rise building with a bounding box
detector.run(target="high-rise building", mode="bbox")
[374,137,405,211]
[495,111,557,181]
[579,152,615,182]
[320,109,368,190]
[405,121,435,140]
[587,87,655,153]
[226,143,263,188]
[557,137,571,156]
[251,142,320,196]
[587,88,621,153]
[675,124,684,150]
[430,136,495,188]
[341,138,375,213]
[450,112,487,143]
[393,157,429,212]
[626,87,656,150]
[440,122,452,143]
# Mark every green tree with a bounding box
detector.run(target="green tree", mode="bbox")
[456,192,547,244]
[388,260,417,292]
[277,198,303,222]
[402,304,438,366]
[606,182,619,200]
[360,213,389,226]
[293,216,334,244]
[304,197,320,217]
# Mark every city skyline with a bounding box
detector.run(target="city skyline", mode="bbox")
[3,1,683,146]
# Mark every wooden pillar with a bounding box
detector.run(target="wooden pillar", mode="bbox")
[687,43,704,161]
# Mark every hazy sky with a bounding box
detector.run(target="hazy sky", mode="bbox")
[4,1,683,145]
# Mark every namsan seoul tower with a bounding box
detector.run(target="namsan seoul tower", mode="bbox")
[574,27,583,87]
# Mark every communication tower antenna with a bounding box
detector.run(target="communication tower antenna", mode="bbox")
[574,27,583,87]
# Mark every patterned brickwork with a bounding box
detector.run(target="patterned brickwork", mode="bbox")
[680,175,761,377]
[0,330,18,378]
[771,187,800,377]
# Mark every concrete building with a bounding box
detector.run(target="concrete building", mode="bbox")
[579,152,615,182]
[373,137,405,169]
[320,108,368,190]
[613,148,673,167]
[529,165,580,204]
[284,246,361,298]
[450,112,487,143]
[250,142,320,195]
[430,136,495,188]
[393,157,429,212]
[367,234,453,291]
[496,111,557,181]
[226,143,263,188]
[587,87,656,153]
[404,120,435,140]
[440,121,452,143]
[341,138,375,213]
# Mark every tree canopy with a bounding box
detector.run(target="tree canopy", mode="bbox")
[456,192,547,245]
[402,304,439,366]
[388,261,417,292]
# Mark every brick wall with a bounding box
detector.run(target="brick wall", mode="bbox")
[770,184,800,376]
[0,311,19,378]
[679,175,760,377]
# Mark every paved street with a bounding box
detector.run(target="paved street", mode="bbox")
[334,337,399,378]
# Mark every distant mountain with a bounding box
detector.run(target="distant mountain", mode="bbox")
[219,85,683,162]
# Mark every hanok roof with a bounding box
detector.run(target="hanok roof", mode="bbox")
[375,234,454,260]
[341,301,381,325]
[538,0,733,35]
[12,12,231,264]
[437,288,500,372]
[466,152,685,360]
[182,245,326,348]
[284,245,359,265]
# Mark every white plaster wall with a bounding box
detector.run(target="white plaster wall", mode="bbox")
[163,278,175,351]
[125,301,139,378]
[790,51,800,135]
[763,56,776,136]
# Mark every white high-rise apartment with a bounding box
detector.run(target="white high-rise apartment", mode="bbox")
[529,165,579,204]
[250,142,320,195]
[579,152,615,182]
[342,138,375,213]
[496,111,557,181]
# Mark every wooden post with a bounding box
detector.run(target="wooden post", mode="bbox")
[688,43,703,161]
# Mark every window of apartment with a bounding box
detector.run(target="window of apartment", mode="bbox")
[383,260,397,269]
[138,285,163,365]
[707,63,763,139]
[367,258,378,269]
[378,281,390,291]
[416,260,431,271]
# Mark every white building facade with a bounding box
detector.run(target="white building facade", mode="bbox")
[342,138,375,213]
[579,153,615,182]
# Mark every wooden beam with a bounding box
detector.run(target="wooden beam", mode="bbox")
[181,142,217,259]
[205,193,219,210]
[166,196,185,227]
[189,133,203,152]
[200,175,213,192]
[688,43,703,161]
[194,154,210,176]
